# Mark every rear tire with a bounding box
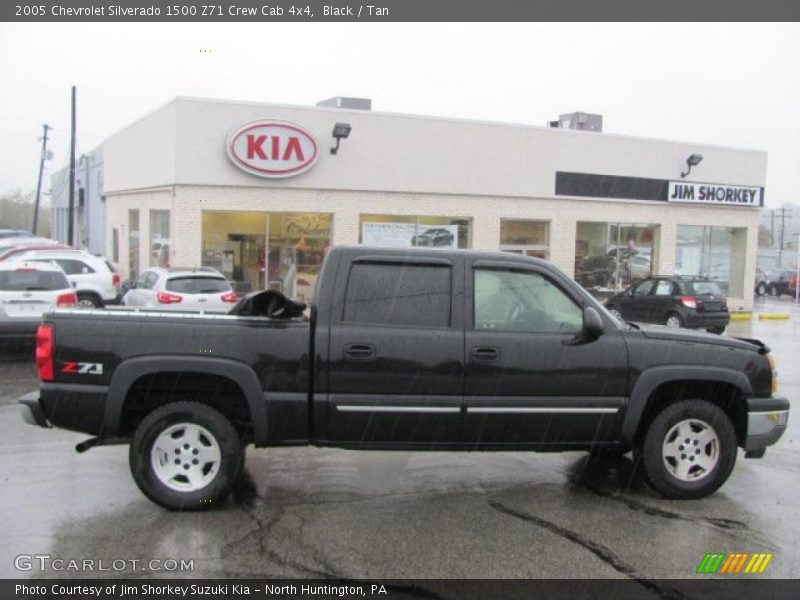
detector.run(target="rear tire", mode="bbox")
[129,401,244,510]
[640,400,737,499]
[756,282,766,296]
[664,312,683,328]
[77,293,102,308]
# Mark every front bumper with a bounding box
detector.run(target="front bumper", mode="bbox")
[19,391,50,428]
[745,396,789,452]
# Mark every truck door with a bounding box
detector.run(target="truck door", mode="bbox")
[463,260,628,447]
[326,254,464,445]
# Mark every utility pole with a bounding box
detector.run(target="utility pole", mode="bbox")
[777,207,794,270]
[67,86,76,246]
[32,123,51,235]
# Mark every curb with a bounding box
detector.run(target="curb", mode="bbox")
[758,313,792,320]
[730,313,752,321]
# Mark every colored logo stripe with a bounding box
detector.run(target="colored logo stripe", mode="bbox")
[697,552,773,574]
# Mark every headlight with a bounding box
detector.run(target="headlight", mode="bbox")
[767,353,778,394]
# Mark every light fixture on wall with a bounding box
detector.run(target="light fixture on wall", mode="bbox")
[330,122,352,155]
[681,153,703,178]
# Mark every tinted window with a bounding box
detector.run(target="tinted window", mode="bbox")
[55,259,95,275]
[343,263,451,327]
[688,281,722,296]
[474,268,582,333]
[654,280,675,296]
[0,270,70,291]
[166,276,231,294]
[633,279,655,296]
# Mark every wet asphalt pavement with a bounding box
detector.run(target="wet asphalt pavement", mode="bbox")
[0,298,797,583]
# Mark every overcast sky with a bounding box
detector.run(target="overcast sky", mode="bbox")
[0,23,798,207]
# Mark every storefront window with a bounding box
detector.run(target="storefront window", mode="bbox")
[128,209,139,280]
[676,226,746,297]
[149,210,170,268]
[575,222,659,291]
[500,219,549,259]
[359,214,472,249]
[202,211,331,302]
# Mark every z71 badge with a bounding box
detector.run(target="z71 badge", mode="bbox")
[61,362,103,375]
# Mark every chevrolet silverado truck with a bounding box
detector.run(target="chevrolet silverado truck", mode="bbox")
[19,246,789,509]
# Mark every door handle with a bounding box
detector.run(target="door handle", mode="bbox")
[343,343,377,360]
[469,346,500,362]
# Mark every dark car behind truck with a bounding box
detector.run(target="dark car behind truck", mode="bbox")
[20,247,789,509]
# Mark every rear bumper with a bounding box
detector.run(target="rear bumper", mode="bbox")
[19,391,50,428]
[19,384,108,435]
[745,396,789,453]
[684,311,730,330]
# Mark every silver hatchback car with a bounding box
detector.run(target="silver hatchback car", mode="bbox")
[122,267,238,313]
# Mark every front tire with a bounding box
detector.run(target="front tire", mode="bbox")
[640,400,737,499]
[130,401,244,510]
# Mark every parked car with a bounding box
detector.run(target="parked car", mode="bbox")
[0,262,76,342]
[768,270,798,297]
[755,267,770,296]
[7,249,120,308]
[0,229,34,240]
[0,238,67,260]
[605,276,729,334]
[411,228,455,247]
[19,247,787,509]
[122,267,238,312]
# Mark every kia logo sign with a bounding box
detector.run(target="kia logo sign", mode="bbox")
[227,120,319,178]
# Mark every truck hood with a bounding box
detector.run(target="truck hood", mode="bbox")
[631,323,766,353]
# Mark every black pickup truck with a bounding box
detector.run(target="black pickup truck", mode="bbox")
[20,246,789,509]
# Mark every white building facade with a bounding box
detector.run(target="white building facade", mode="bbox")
[102,97,766,310]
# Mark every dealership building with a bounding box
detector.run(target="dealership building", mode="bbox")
[93,96,765,308]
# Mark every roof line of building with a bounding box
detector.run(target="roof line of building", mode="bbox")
[165,94,768,155]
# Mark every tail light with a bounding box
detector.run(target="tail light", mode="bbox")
[56,292,77,307]
[679,296,697,309]
[112,274,120,287]
[36,324,54,382]
[221,292,238,303]
[157,291,183,304]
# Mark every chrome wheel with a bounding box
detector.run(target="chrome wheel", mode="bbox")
[661,418,719,482]
[665,314,682,328]
[150,422,221,492]
[77,297,99,309]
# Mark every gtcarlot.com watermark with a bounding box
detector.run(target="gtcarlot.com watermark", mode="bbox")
[15,553,194,573]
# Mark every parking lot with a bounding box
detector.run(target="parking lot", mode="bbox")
[0,298,797,585]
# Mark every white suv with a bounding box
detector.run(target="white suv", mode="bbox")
[0,262,76,342]
[5,249,120,308]
[122,267,238,312]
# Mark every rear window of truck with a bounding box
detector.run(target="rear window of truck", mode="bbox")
[343,262,451,327]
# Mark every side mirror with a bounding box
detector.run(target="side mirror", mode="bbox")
[583,306,605,340]
[564,306,605,346]
[127,280,137,289]
[624,287,633,297]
